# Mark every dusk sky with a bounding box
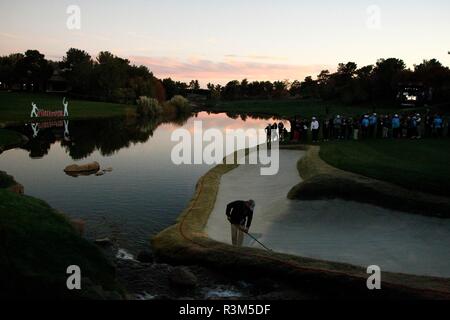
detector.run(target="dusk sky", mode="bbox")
[1,0,449,86]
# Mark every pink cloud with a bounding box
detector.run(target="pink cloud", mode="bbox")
[128,55,332,86]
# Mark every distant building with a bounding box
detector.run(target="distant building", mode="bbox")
[396,83,432,107]
[47,69,69,93]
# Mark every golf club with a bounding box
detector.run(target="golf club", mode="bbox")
[239,226,273,252]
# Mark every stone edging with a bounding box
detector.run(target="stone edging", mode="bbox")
[152,146,450,299]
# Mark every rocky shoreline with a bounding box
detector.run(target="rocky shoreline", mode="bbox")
[103,246,313,300]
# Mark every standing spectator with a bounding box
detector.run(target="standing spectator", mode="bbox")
[271,123,278,141]
[425,111,433,138]
[301,119,309,142]
[409,115,418,139]
[311,117,320,143]
[265,124,272,143]
[382,115,390,139]
[434,114,443,137]
[416,113,422,139]
[361,115,370,138]
[293,119,301,141]
[392,114,401,138]
[376,115,384,139]
[346,117,354,140]
[283,128,289,141]
[369,113,378,138]
[278,122,285,142]
[401,115,408,138]
[322,117,331,141]
[334,115,343,139]
[353,117,360,140]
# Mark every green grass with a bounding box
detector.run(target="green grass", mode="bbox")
[208,99,400,118]
[0,92,134,124]
[320,139,450,197]
[0,189,121,299]
[0,128,24,149]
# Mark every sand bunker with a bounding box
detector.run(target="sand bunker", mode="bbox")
[206,150,450,279]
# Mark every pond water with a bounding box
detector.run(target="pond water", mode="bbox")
[0,112,284,253]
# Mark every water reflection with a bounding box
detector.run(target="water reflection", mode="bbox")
[11,115,189,160]
[11,111,284,161]
[0,111,286,252]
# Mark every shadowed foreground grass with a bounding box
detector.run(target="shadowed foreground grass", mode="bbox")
[320,139,450,197]
[0,92,134,124]
[0,189,121,299]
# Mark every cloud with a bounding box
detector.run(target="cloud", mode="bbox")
[0,32,21,40]
[225,54,288,61]
[129,55,331,85]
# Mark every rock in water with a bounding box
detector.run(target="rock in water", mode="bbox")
[103,167,113,172]
[136,250,154,263]
[64,162,100,174]
[169,267,198,288]
[95,171,105,176]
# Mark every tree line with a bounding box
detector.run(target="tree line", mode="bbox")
[1,49,450,107]
[207,58,450,106]
[0,48,203,104]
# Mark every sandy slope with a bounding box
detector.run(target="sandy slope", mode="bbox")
[206,150,450,278]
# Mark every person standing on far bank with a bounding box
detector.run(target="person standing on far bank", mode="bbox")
[226,200,255,247]
[311,117,320,143]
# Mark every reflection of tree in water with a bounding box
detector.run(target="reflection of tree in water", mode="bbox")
[204,109,279,122]
[9,124,63,159]
[60,117,159,160]
[199,110,277,122]
[13,114,191,160]
[27,129,59,159]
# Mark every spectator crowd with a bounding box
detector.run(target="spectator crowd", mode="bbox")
[266,111,449,143]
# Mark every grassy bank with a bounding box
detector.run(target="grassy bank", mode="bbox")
[0,188,122,299]
[0,92,134,124]
[320,139,450,197]
[207,99,400,118]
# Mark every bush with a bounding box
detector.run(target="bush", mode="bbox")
[168,95,191,115]
[136,96,162,117]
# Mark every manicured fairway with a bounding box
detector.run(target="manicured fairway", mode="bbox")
[320,138,450,197]
[0,92,134,124]
[210,99,400,118]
